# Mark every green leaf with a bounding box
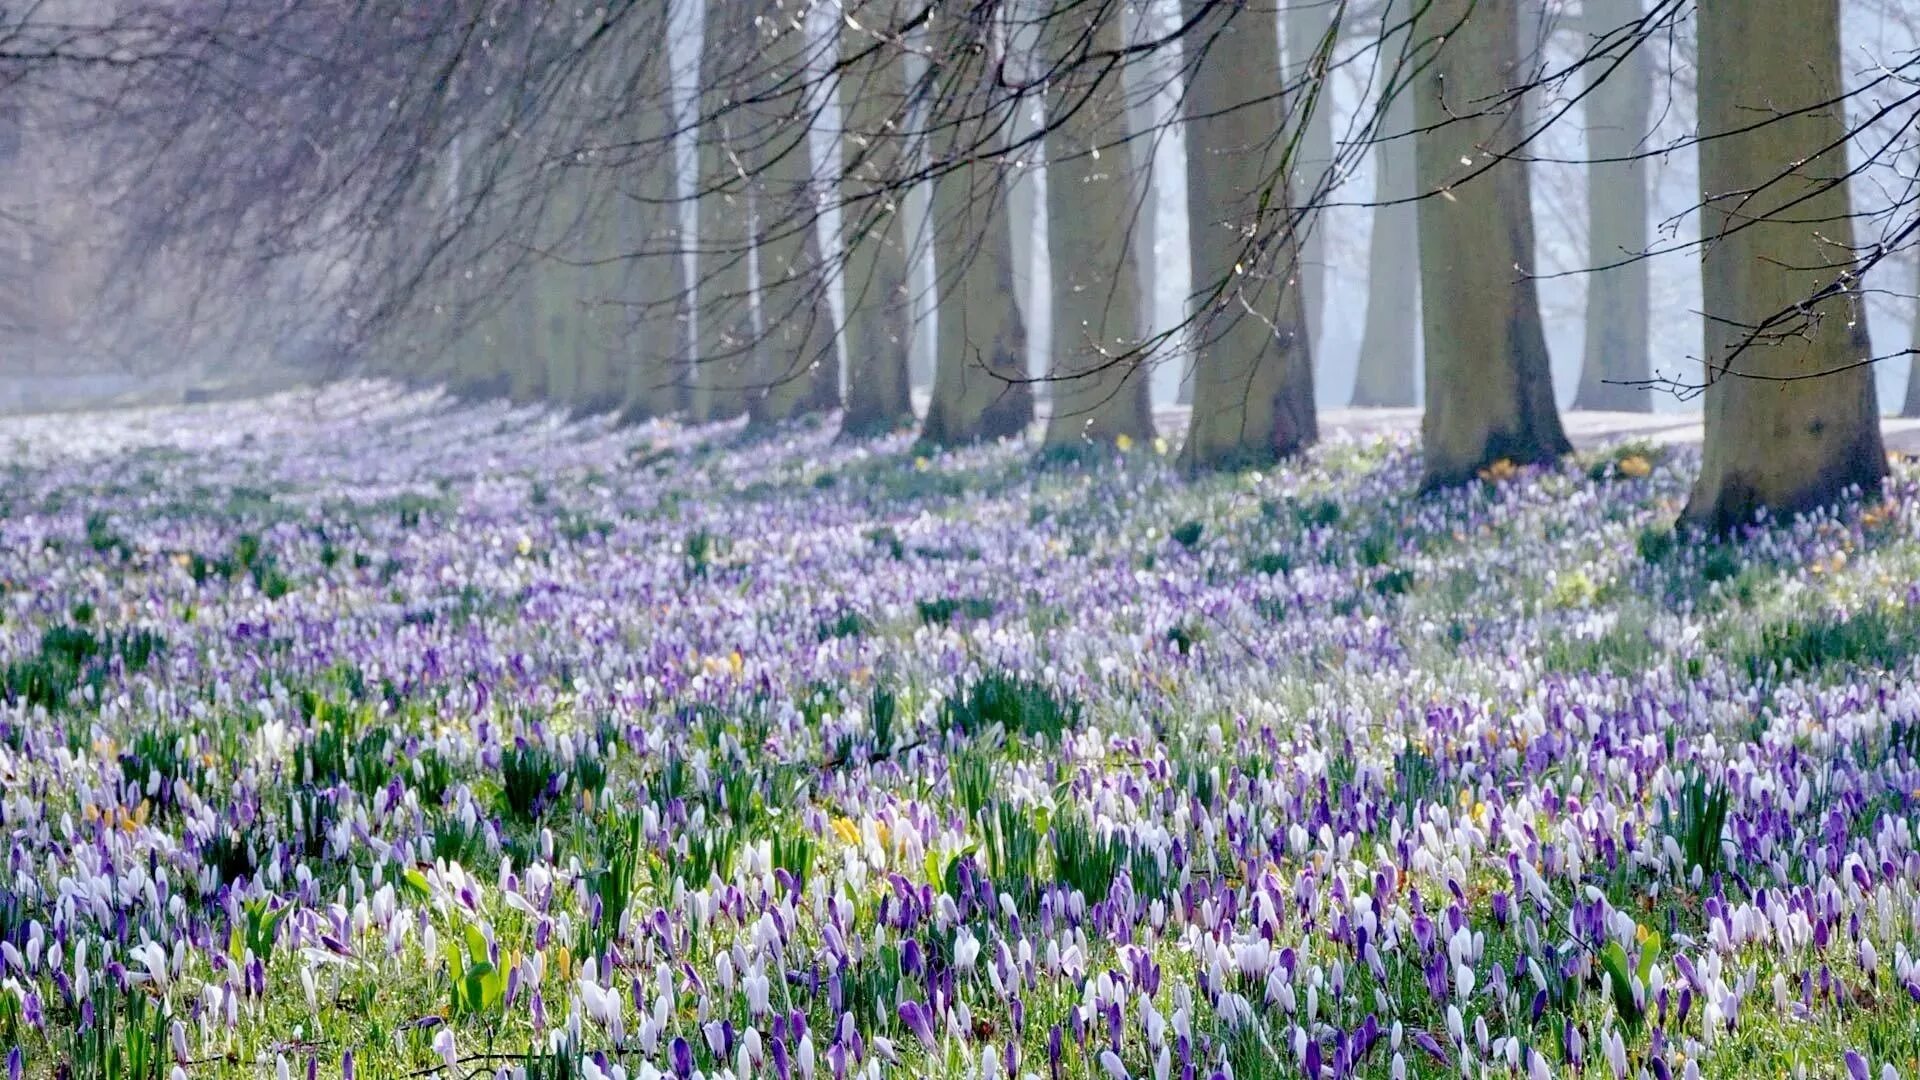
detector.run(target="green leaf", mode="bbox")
[941,845,975,899]
[1599,941,1642,1027]
[401,868,432,900]
[463,923,488,961]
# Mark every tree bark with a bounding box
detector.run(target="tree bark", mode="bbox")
[839,0,917,438]
[1683,0,1884,530]
[1903,252,1920,418]
[1122,0,1160,347]
[919,1,1034,448]
[1178,0,1316,470]
[693,0,755,422]
[742,0,838,426]
[530,165,596,412]
[1412,0,1569,487]
[1350,0,1417,407]
[570,176,638,418]
[619,48,689,423]
[1039,0,1153,449]
[1284,0,1335,354]
[1571,0,1651,412]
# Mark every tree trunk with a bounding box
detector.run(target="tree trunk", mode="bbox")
[1412,0,1569,487]
[1178,0,1316,469]
[693,0,755,422]
[741,0,838,426]
[919,1,1034,448]
[1039,0,1153,449]
[1683,0,1884,530]
[574,179,637,418]
[1284,0,1335,354]
[1122,0,1160,347]
[1903,253,1920,417]
[1350,0,1418,407]
[1571,0,1651,412]
[619,49,688,423]
[839,0,917,438]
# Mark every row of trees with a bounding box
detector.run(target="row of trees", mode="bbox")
[31,0,1920,531]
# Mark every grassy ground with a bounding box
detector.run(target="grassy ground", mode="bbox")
[0,383,1917,1079]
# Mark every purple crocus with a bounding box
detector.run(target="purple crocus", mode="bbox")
[898,1001,937,1052]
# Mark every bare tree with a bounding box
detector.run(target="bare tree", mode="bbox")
[744,0,840,424]
[1570,0,1651,411]
[919,0,1033,447]
[1179,0,1315,468]
[1684,0,1884,529]
[694,0,758,421]
[1411,0,1569,487]
[1350,0,1418,407]
[1038,0,1153,448]
[1284,0,1337,353]
[838,0,918,437]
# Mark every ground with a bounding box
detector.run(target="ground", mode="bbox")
[0,382,1918,1080]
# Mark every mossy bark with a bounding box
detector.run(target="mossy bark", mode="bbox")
[918,2,1033,448]
[1683,0,1884,531]
[1178,0,1315,470]
[1571,0,1651,412]
[838,0,917,438]
[1412,0,1569,488]
[1039,0,1152,449]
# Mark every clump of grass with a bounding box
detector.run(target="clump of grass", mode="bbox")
[1635,525,1677,564]
[351,727,393,796]
[223,532,293,598]
[1247,551,1293,577]
[1166,622,1205,655]
[2,624,166,712]
[943,670,1079,742]
[1697,544,1742,584]
[916,596,995,626]
[431,816,489,867]
[1372,567,1417,596]
[1662,770,1730,876]
[1050,810,1122,902]
[681,823,742,888]
[120,726,192,809]
[84,511,131,560]
[1357,531,1395,568]
[816,610,874,641]
[981,799,1046,909]
[866,526,906,560]
[952,750,994,820]
[202,825,257,889]
[580,812,644,961]
[1740,605,1920,680]
[294,721,352,788]
[771,829,818,882]
[63,981,171,1080]
[870,684,897,756]
[1169,520,1204,549]
[1294,498,1342,528]
[684,529,726,579]
[500,741,564,824]
[413,747,455,807]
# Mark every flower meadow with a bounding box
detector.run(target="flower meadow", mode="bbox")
[5,383,1920,1080]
